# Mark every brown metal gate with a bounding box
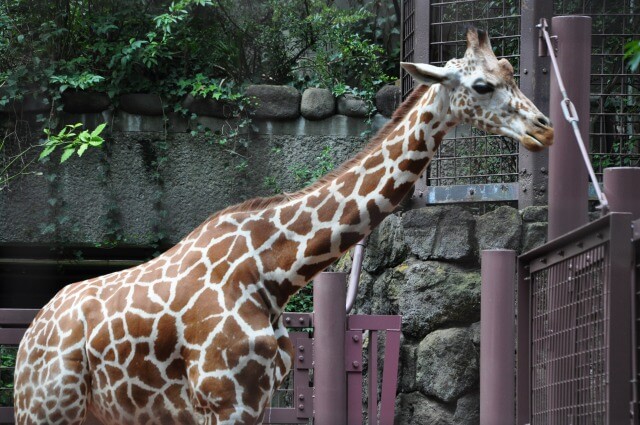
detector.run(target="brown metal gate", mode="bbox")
[517,213,634,424]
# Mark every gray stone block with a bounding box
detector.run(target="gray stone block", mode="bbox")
[397,261,481,339]
[395,392,454,425]
[375,85,402,117]
[476,205,522,252]
[454,391,480,425]
[521,205,548,222]
[399,342,418,393]
[416,327,479,403]
[337,94,369,118]
[300,88,335,120]
[522,222,548,252]
[249,114,388,137]
[402,206,476,261]
[363,213,408,273]
[113,111,165,132]
[246,85,301,120]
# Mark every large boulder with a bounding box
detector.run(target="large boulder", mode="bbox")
[245,85,301,120]
[476,205,522,252]
[522,222,547,252]
[397,261,480,339]
[521,205,548,222]
[454,391,480,425]
[375,85,402,117]
[370,263,407,315]
[399,343,418,393]
[395,392,454,425]
[416,327,479,403]
[363,213,408,273]
[402,206,476,261]
[300,88,335,120]
[337,94,369,118]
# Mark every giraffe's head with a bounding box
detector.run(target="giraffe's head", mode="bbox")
[401,27,554,152]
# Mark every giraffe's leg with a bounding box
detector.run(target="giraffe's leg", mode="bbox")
[14,311,92,425]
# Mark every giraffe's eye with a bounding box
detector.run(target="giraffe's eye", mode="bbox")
[472,82,495,95]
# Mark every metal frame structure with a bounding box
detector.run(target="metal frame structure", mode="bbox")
[401,0,639,208]
[516,213,634,424]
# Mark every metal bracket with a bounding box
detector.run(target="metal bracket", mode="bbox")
[345,330,364,373]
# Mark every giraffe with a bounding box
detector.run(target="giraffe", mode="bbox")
[14,27,553,425]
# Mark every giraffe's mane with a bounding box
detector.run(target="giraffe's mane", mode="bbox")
[209,84,431,220]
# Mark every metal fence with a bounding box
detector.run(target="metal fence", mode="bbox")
[401,0,640,204]
[517,213,634,424]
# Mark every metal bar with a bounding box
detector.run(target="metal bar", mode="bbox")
[368,330,379,425]
[0,328,27,344]
[603,167,640,221]
[262,408,309,424]
[347,315,402,331]
[345,330,364,425]
[481,250,516,425]
[546,16,593,240]
[0,309,38,325]
[539,18,607,212]
[378,330,401,425]
[423,182,518,204]
[517,255,531,424]
[346,238,367,314]
[519,0,552,207]
[313,272,347,425]
[607,213,633,424]
[0,407,13,424]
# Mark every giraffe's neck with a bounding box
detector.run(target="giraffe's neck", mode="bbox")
[256,84,457,312]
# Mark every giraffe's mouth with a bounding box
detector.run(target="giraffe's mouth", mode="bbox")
[523,133,546,151]
[521,127,554,152]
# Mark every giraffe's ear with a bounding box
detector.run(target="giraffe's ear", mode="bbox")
[401,62,460,89]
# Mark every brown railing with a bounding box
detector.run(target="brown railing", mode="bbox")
[517,213,635,424]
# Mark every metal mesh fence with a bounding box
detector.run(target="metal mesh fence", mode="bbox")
[402,0,416,98]
[530,243,609,424]
[427,0,521,186]
[555,1,640,179]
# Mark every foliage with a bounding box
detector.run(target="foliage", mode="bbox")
[0,345,16,407]
[291,145,335,187]
[285,282,314,313]
[624,40,640,72]
[40,123,107,163]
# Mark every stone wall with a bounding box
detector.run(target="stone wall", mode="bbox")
[0,84,401,246]
[336,205,549,424]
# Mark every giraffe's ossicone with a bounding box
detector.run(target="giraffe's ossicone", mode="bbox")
[14,28,552,425]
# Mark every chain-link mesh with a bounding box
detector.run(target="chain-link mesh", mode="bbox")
[555,1,640,178]
[427,0,521,186]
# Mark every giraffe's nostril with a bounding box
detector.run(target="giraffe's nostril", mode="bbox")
[535,115,551,127]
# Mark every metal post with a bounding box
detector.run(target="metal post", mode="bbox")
[480,250,516,425]
[313,272,347,425]
[519,0,552,208]
[547,16,592,240]
[603,167,640,220]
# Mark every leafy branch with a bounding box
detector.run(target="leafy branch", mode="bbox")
[40,123,107,163]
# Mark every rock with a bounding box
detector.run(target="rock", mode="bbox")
[375,85,402,117]
[351,270,375,315]
[399,342,418,393]
[476,205,522,252]
[363,214,408,273]
[522,222,547,252]
[337,94,369,118]
[469,321,480,347]
[454,391,480,425]
[300,88,335,120]
[370,264,407,315]
[395,392,454,425]
[521,205,548,222]
[245,85,301,120]
[402,206,476,261]
[119,93,165,116]
[416,327,479,403]
[397,261,480,339]
[182,94,235,118]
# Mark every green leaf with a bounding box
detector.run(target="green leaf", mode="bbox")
[60,148,75,163]
[77,144,88,157]
[91,123,107,138]
[39,145,56,161]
